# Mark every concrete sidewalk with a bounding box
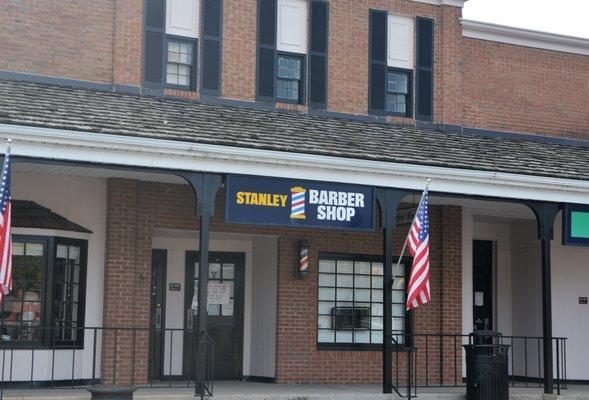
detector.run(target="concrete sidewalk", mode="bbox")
[1,382,587,400]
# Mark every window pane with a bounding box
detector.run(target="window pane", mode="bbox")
[336,274,353,287]
[355,330,370,343]
[397,73,408,93]
[318,288,335,301]
[371,263,383,276]
[277,79,288,99]
[12,242,24,256]
[318,330,335,343]
[318,316,331,329]
[209,263,221,279]
[371,316,383,330]
[222,264,234,280]
[336,330,353,343]
[336,288,353,301]
[318,273,335,287]
[318,301,335,315]
[337,261,353,274]
[371,303,383,316]
[387,72,398,92]
[354,289,370,302]
[371,331,383,344]
[319,259,335,273]
[354,275,370,288]
[355,261,371,275]
[372,289,383,302]
[277,57,290,78]
[393,304,404,317]
[372,276,383,289]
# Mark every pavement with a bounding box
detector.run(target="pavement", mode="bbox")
[0,381,587,400]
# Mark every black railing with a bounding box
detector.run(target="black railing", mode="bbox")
[390,333,568,397]
[0,326,215,395]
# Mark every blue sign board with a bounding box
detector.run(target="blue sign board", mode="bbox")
[225,175,374,230]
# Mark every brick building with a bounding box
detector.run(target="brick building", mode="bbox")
[0,0,587,396]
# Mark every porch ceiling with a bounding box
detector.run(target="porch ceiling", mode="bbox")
[0,79,587,182]
[13,161,187,184]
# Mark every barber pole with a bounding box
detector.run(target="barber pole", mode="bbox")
[298,240,309,277]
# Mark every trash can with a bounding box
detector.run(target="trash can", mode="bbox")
[463,331,510,400]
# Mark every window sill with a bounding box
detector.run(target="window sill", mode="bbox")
[317,343,411,352]
[275,102,308,112]
[164,88,199,100]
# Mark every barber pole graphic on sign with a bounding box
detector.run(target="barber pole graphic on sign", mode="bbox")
[290,187,306,219]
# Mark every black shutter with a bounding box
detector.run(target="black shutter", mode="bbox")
[309,0,329,109]
[416,17,434,121]
[143,0,165,88]
[201,0,223,95]
[256,0,277,101]
[369,9,387,116]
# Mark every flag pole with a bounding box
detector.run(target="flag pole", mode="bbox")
[393,179,430,276]
[0,139,6,400]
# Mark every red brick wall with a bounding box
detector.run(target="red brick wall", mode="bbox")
[0,0,114,83]
[102,178,462,384]
[463,37,589,140]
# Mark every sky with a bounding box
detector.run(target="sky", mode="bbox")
[462,0,589,39]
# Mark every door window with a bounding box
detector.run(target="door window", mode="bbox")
[193,262,235,316]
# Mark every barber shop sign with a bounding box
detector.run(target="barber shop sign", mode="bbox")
[225,175,374,230]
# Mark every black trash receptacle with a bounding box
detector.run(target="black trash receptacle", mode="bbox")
[463,331,510,400]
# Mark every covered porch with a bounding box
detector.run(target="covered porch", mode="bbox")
[0,80,588,397]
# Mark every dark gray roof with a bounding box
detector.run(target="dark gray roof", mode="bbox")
[0,79,587,181]
[12,200,92,233]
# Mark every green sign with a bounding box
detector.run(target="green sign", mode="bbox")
[563,204,589,246]
[571,211,589,238]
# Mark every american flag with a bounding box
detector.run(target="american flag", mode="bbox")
[406,189,430,310]
[0,144,12,305]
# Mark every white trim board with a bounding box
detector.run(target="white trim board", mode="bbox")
[462,19,589,56]
[0,123,588,204]
[410,0,467,7]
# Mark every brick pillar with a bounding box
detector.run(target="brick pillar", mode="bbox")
[441,205,462,384]
[102,179,152,385]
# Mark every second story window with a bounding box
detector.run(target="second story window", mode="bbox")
[166,39,196,89]
[256,0,329,108]
[143,0,204,91]
[277,55,304,103]
[387,69,411,116]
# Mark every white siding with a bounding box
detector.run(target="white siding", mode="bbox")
[249,236,277,378]
[0,172,106,382]
[152,231,277,378]
[388,14,414,69]
[166,0,199,38]
[551,213,589,380]
[277,0,308,54]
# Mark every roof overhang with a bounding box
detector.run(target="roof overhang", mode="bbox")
[0,123,587,205]
[462,19,589,56]
[412,0,468,7]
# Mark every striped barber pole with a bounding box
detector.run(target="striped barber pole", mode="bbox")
[298,241,309,275]
[290,187,306,219]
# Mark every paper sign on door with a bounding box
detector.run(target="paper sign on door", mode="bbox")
[208,282,231,305]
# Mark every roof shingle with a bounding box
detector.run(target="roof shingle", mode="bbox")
[0,79,587,181]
